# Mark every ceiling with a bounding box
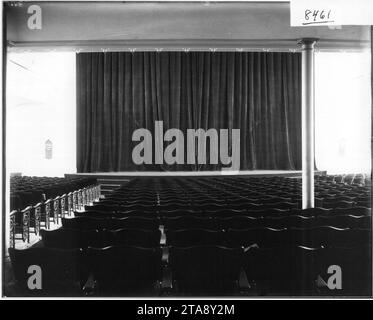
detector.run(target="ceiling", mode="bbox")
[6,1,371,52]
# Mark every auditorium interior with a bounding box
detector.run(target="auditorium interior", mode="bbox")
[2,1,372,297]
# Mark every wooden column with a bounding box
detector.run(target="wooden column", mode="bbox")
[298,38,318,209]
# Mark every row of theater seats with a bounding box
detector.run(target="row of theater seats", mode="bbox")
[197,175,371,209]
[40,223,370,249]
[92,175,371,213]
[9,176,100,247]
[83,206,371,218]
[8,175,372,296]
[9,244,371,296]
[316,173,370,186]
[10,176,98,210]
[64,214,372,229]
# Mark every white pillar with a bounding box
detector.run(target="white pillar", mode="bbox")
[298,38,318,209]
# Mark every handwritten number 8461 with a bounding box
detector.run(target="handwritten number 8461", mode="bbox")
[305,9,331,22]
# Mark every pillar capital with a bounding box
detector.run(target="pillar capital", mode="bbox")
[297,38,319,49]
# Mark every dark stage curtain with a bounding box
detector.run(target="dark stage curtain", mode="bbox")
[76,51,301,172]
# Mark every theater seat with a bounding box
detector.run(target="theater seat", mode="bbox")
[333,207,371,216]
[163,216,217,231]
[166,228,224,247]
[243,246,320,295]
[61,217,108,230]
[8,247,88,296]
[169,245,243,295]
[106,217,159,230]
[315,245,372,296]
[105,228,161,247]
[316,215,371,229]
[74,210,116,219]
[225,227,288,248]
[40,228,104,249]
[289,226,349,248]
[87,246,162,296]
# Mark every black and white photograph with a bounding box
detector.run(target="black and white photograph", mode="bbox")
[1,0,372,301]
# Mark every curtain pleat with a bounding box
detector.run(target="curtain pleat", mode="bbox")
[76,51,302,172]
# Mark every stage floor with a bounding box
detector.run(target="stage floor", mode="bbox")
[66,170,326,179]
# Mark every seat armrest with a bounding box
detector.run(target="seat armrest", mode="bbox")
[82,273,97,296]
[160,266,173,295]
[10,210,18,216]
[243,243,259,253]
[21,206,33,213]
[161,247,169,265]
[238,267,252,292]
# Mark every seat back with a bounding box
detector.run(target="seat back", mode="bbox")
[40,228,103,249]
[266,215,315,228]
[225,227,288,248]
[297,207,332,217]
[163,216,217,230]
[289,226,350,248]
[216,216,262,230]
[74,210,115,219]
[316,215,371,229]
[169,245,243,294]
[263,202,299,210]
[333,207,371,216]
[316,245,372,296]
[62,216,108,230]
[243,246,320,295]
[106,228,161,247]
[8,247,87,296]
[87,245,162,294]
[106,217,159,230]
[166,228,223,246]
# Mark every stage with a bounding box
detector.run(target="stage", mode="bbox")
[66,170,326,179]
